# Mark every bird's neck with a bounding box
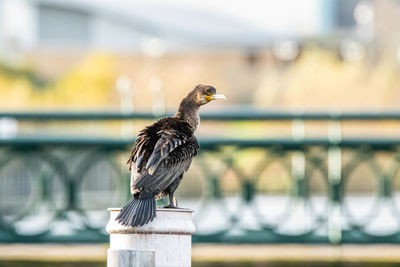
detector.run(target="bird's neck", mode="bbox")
[175,98,200,131]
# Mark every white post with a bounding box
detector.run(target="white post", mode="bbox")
[107,249,155,267]
[106,208,196,267]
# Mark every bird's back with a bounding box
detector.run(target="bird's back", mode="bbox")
[127,117,197,196]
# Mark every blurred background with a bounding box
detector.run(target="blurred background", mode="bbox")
[2,0,400,266]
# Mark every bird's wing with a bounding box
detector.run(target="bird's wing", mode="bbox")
[133,136,199,199]
[145,129,189,175]
[127,130,155,173]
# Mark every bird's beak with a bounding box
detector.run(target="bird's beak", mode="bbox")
[211,94,227,100]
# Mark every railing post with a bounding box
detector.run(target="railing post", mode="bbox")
[116,75,135,138]
[291,119,306,199]
[328,119,342,244]
[328,146,342,244]
[106,208,196,267]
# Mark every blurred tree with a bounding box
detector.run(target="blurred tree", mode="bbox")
[33,53,116,108]
[0,53,116,109]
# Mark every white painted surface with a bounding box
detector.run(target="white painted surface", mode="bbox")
[107,249,155,267]
[107,208,196,267]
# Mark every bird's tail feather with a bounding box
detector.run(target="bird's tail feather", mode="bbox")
[115,196,156,227]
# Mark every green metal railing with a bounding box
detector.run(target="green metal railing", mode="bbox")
[1,110,400,243]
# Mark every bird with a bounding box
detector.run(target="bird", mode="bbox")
[115,84,226,227]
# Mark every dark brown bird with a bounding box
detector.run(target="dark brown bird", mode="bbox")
[116,84,226,227]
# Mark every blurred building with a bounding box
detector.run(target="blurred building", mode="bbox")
[0,0,371,54]
[374,0,400,58]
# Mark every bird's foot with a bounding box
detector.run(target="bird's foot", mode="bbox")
[163,197,181,208]
[162,204,180,209]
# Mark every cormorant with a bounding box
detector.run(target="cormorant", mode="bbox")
[116,84,226,227]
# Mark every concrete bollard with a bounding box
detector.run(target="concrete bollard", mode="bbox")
[106,208,196,267]
[107,249,155,267]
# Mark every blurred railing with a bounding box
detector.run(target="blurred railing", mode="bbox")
[1,111,400,243]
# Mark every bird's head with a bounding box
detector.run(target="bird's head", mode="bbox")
[190,84,226,106]
[177,84,226,128]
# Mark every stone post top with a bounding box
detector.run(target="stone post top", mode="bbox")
[107,207,194,213]
[106,207,196,235]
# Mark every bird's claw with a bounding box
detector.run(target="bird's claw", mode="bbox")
[163,204,180,209]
